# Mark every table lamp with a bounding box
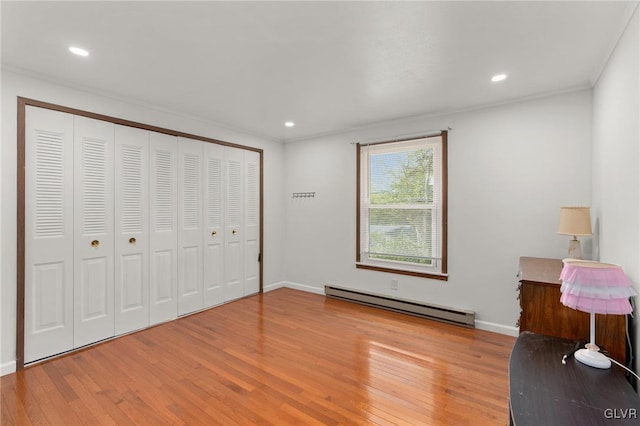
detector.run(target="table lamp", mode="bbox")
[557,207,592,259]
[559,259,636,369]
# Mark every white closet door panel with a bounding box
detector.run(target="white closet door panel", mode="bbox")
[114,125,149,335]
[203,143,224,308]
[223,147,244,302]
[24,107,74,363]
[244,150,260,295]
[178,138,204,315]
[73,116,115,348]
[149,132,178,325]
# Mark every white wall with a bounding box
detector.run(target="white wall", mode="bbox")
[283,90,593,334]
[592,7,640,358]
[0,70,287,373]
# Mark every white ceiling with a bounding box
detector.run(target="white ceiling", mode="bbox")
[2,1,637,142]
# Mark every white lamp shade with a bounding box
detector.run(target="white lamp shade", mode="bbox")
[558,207,592,236]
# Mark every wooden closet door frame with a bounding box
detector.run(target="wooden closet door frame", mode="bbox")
[16,97,264,370]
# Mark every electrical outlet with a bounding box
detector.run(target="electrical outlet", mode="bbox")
[391,279,398,291]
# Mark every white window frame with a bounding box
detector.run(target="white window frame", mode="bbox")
[356,132,447,280]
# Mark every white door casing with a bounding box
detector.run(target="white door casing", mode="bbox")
[114,125,149,335]
[24,106,75,363]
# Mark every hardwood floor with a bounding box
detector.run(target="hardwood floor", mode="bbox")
[1,288,515,425]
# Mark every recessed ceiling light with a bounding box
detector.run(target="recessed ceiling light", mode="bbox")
[69,46,89,57]
[491,73,507,82]
[284,121,295,128]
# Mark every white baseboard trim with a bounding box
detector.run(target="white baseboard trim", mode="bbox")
[263,281,286,293]
[475,320,519,337]
[263,281,324,295]
[1,360,16,376]
[282,281,325,295]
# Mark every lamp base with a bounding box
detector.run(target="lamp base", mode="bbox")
[575,347,611,369]
[567,238,583,259]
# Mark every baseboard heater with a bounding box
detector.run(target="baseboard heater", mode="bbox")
[324,285,475,328]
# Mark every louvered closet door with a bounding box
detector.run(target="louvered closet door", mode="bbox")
[149,132,179,325]
[178,138,204,315]
[223,147,244,302]
[24,107,75,363]
[73,116,115,348]
[203,143,224,308]
[244,150,260,295]
[114,125,149,335]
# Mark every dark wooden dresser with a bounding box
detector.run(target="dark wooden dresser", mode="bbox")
[518,256,627,364]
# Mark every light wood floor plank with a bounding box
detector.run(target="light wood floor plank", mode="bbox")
[1,288,515,425]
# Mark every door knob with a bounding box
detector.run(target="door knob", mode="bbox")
[211,231,217,237]
[232,229,237,235]
[129,237,136,244]
[91,240,100,248]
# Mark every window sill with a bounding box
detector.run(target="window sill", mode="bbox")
[355,262,448,281]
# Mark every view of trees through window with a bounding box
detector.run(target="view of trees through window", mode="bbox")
[368,146,435,266]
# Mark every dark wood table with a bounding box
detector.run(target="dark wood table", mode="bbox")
[509,332,640,425]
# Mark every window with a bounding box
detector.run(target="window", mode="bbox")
[356,131,447,279]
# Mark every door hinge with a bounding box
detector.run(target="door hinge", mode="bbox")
[258,253,261,262]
